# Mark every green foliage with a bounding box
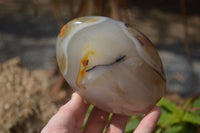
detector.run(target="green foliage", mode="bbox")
[125,96,200,133]
[81,105,94,130]
[125,116,140,133]
[192,97,200,108]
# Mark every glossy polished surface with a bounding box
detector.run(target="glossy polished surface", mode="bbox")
[56,16,166,115]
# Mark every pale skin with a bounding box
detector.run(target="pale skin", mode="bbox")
[41,93,161,133]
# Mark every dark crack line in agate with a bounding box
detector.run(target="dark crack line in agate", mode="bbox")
[86,55,126,72]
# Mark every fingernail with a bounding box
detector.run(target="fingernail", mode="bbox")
[71,93,77,99]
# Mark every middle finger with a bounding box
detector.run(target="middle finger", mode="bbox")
[83,107,110,133]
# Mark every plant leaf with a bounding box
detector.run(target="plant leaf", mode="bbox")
[155,127,163,133]
[192,96,200,108]
[183,98,193,109]
[158,113,181,127]
[163,124,184,133]
[183,111,200,125]
[125,116,140,133]
[158,98,180,113]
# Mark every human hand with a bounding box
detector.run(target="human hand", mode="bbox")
[41,93,161,133]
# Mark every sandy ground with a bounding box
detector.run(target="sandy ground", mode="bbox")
[0,58,57,133]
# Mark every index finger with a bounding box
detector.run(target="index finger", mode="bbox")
[41,93,89,133]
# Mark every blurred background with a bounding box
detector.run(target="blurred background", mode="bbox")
[0,0,200,132]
